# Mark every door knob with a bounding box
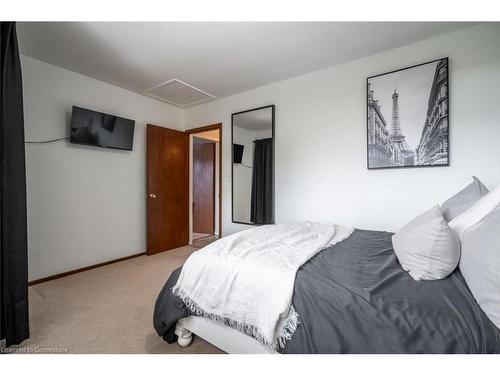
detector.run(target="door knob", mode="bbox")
[149,193,157,199]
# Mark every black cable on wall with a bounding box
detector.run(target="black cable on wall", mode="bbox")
[25,137,69,144]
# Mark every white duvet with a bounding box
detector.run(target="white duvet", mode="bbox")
[173,222,354,349]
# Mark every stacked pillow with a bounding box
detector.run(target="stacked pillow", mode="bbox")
[440,176,489,222]
[392,205,460,280]
[392,176,500,330]
[392,177,489,281]
[448,183,500,238]
[459,204,500,329]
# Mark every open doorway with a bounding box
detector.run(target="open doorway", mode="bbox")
[187,124,222,248]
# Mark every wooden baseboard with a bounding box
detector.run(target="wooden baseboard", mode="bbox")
[28,252,146,286]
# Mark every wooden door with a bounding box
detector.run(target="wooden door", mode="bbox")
[193,139,215,234]
[147,124,189,255]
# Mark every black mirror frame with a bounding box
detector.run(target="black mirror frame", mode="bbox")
[231,105,275,226]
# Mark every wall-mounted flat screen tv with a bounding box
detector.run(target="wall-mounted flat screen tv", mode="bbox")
[70,106,135,151]
[233,144,244,164]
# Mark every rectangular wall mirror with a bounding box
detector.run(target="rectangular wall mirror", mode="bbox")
[232,105,275,225]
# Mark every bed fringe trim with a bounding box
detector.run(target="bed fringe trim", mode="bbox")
[171,285,299,351]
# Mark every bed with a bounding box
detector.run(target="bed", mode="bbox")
[153,229,500,353]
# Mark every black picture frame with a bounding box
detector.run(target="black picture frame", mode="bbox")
[366,58,450,170]
[231,105,275,226]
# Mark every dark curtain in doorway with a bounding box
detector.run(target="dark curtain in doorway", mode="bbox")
[250,138,273,224]
[0,22,29,347]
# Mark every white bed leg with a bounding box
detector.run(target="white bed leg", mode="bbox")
[175,321,193,348]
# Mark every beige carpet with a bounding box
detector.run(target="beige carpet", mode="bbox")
[192,235,219,249]
[16,246,224,354]
[192,232,211,240]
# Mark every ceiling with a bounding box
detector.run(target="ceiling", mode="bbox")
[234,107,273,132]
[17,22,475,108]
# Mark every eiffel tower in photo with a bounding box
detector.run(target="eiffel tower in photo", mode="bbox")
[390,88,414,165]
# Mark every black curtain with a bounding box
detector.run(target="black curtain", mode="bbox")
[250,138,273,224]
[0,22,29,347]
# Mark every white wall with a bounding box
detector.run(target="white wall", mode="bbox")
[232,126,255,223]
[185,23,500,236]
[254,129,273,140]
[22,55,184,281]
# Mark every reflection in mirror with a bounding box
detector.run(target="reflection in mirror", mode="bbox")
[232,105,274,225]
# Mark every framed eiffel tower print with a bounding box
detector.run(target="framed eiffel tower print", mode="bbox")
[367,58,449,170]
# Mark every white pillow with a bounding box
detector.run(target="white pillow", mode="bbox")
[449,183,500,239]
[460,204,500,329]
[440,176,489,222]
[392,206,460,281]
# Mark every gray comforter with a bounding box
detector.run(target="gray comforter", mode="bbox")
[153,229,500,353]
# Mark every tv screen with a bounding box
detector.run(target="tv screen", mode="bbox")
[233,144,244,164]
[70,106,135,151]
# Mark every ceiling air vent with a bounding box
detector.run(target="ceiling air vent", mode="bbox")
[144,79,216,108]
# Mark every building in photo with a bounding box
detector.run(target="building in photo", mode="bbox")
[416,59,449,165]
[367,83,399,168]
